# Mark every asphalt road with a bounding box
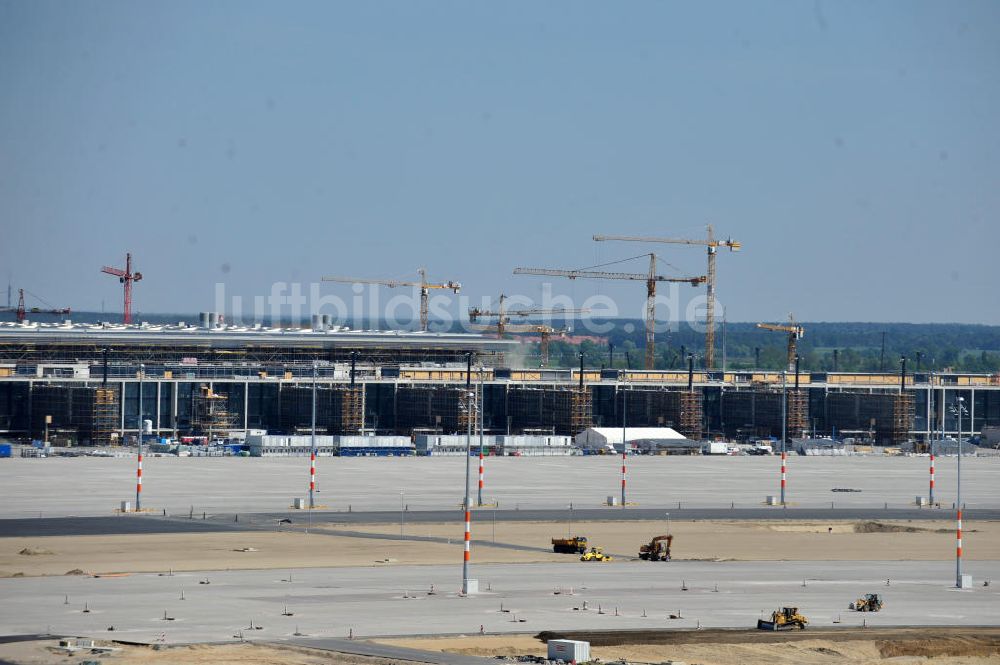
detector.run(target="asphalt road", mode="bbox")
[1,507,995,538]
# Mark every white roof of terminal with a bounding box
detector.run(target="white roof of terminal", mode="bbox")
[0,320,515,349]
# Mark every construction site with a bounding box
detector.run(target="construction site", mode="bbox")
[0,315,995,447]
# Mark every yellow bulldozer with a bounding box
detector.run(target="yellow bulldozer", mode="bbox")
[638,534,673,561]
[757,607,808,631]
[580,546,613,562]
[849,593,884,612]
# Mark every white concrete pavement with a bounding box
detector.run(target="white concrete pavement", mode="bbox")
[0,455,996,518]
[1,559,998,643]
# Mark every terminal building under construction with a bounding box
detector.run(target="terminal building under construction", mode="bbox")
[1,319,999,448]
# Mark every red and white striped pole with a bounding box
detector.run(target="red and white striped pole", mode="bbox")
[309,450,316,509]
[136,363,144,512]
[956,506,963,573]
[621,448,626,508]
[461,354,473,593]
[929,452,935,505]
[136,451,143,511]
[477,452,484,506]
[780,451,787,505]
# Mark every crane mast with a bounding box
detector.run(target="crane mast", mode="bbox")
[101,253,142,324]
[593,225,741,369]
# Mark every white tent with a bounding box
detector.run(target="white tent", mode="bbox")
[575,427,686,451]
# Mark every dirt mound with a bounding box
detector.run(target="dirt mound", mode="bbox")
[64,568,86,575]
[853,521,922,533]
[0,570,25,578]
[17,547,54,556]
[877,635,1000,659]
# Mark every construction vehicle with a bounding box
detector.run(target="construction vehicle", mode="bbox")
[580,546,612,562]
[849,593,884,612]
[638,534,673,561]
[757,607,808,631]
[594,225,742,368]
[323,268,460,332]
[514,255,705,369]
[551,536,588,554]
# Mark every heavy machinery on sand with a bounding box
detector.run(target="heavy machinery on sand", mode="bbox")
[638,534,673,561]
[849,593,884,612]
[552,536,589,554]
[580,546,612,562]
[757,607,808,631]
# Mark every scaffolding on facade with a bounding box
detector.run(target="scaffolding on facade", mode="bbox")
[571,387,593,435]
[892,391,915,446]
[191,385,236,439]
[679,391,703,440]
[341,386,364,434]
[787,388,808,439]
[92,386,119,446]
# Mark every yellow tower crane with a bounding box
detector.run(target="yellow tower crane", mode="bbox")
[322,268,460,332]
[593,225,741,369]
[513,254,705,370]
[757,314,805,371]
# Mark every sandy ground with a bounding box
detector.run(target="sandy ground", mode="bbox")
[1,635,997,665]
[380,631,1000,665]
[0,640,403,665]
[1,519,996,577]
[334,517,1000,562]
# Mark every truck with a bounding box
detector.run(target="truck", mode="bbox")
[551,536,588,554]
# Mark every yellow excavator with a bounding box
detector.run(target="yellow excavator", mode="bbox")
[638,534,673,561]
[580,546,613,562]
[757,607,808,631]
[849,593,884,612]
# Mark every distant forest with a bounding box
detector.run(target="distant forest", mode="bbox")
[540,321,1000,373]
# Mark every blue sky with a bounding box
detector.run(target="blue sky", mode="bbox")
[1,1,997,323]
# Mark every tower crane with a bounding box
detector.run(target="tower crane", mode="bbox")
[322,268,460,331]
[0,289,71,323]
[513,254,706,370]
[101,253,142,324]
[469,321,568,367]
[757,314,804,371]
[468,294,589,366]
[469,294,589,337]
[593,225,741,369]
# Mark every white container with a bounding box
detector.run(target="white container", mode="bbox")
[293,498,305,509]
[607,495,618,506]
[120,501,131,513]
[766,495,779,506]
[548,639,590,663]
[959,574,973,589]
[915,496,928,506]
[462,578,478,595]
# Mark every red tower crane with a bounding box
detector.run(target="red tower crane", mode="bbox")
[101,253,143,324]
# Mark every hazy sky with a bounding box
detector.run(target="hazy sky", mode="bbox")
[1,1,998,324]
